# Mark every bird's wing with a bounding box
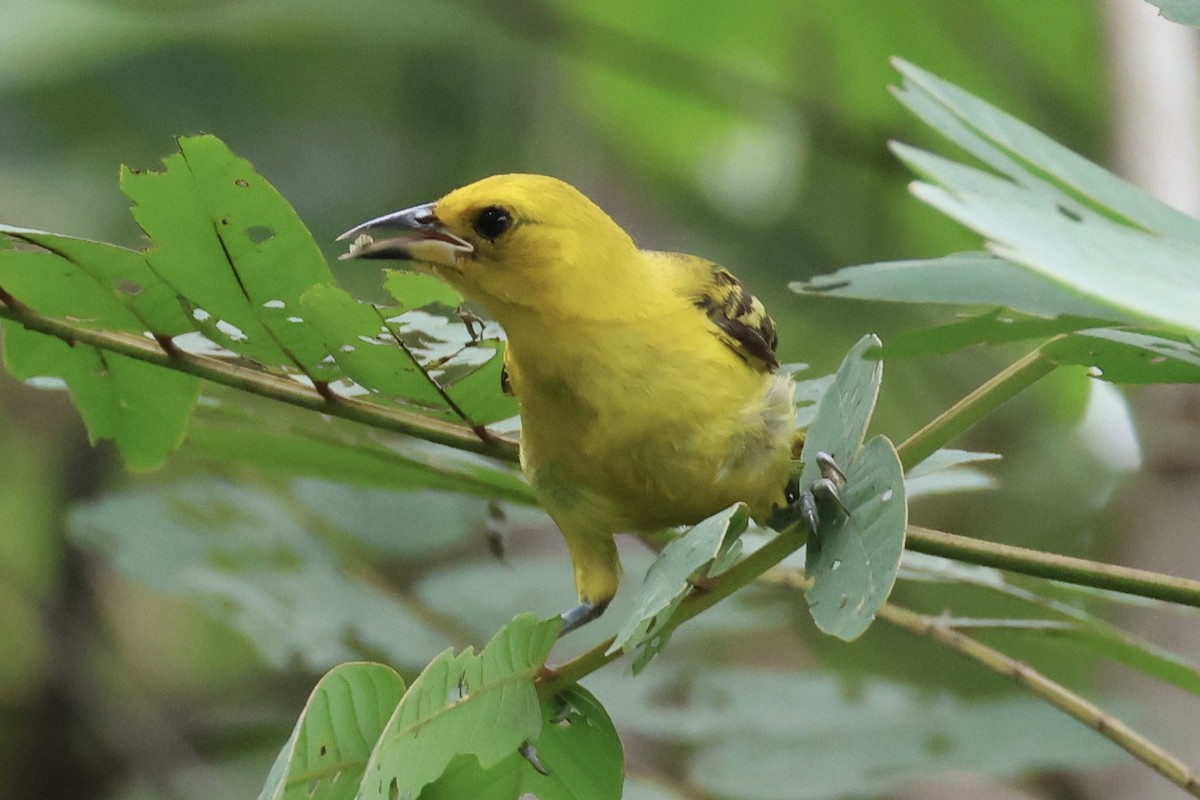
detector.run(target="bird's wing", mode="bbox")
[659,252,780,372]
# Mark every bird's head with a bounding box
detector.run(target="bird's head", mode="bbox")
[339,174,643,320]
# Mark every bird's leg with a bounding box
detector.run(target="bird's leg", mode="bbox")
[796,451,849,534]
[558,599,609,637]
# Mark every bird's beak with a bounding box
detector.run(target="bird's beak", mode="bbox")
[336,202,473,267]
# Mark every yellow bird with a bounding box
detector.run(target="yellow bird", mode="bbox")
[340,175,825,634]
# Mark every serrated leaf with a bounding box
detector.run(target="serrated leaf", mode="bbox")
[0,248,145,331]
[122,135,336,367]
[298,285,516,426]
[607,503,749,668]
[0,229,195,335]
[298,284,454,413]
[2,323,196,469]
[440,339,519,426]
[259,663,407,800]
[804,435,907,641]
[355,614,558,800]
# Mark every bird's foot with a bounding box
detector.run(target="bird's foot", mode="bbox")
[794,451,849,535]
[518,740,549,775]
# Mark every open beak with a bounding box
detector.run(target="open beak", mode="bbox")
[336,202,473,268]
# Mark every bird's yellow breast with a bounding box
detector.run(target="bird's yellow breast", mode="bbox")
[501,294,794,534]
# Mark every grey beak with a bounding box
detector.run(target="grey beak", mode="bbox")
[337,202,473,261]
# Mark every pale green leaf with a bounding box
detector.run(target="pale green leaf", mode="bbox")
[804,435,907,641]
[356,614,558,800]
[607,503,750,668]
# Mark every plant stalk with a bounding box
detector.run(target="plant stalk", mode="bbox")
[897,344,1057,471]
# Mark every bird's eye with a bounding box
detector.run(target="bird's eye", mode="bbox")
[473,206,513,240]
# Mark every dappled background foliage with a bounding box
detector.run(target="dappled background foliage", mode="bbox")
[1,1,1193,798]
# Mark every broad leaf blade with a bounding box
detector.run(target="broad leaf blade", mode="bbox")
[804,435,907,641]
[356,614,558,799]
[421,685,624,800]
[798,333,882,488]
[259,663,406,800]
[2,323,196,469]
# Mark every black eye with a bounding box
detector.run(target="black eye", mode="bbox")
[473,206,513,240]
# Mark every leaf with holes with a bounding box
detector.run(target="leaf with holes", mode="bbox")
[418,686,623,800]
[355,614,558,800]
[804,435,907,641]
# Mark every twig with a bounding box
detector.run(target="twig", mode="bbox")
[896,344,1058,471]
[905,526,1200,609]
[875,602,1200,797]
[0,294,520,464]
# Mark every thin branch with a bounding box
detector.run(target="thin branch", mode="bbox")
[0,293,520,464]
[874,601,1200,797]
[896,344,1058,471]
[905,526,1200,609]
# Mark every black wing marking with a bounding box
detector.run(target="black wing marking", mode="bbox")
[693,266,780,372]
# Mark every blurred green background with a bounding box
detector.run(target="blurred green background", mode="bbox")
[2,1,1195,798]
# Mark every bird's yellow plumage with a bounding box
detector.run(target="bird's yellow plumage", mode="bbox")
[341,174,797,632]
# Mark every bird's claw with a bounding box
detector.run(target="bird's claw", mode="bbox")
[798,451,849,534]
[519,740,549,775]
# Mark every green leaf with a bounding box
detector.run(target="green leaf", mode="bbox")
[298,285,517,426]
[905,448,1000,500]
[121,135,336,368]
[298,284,451,413]
[440,339,519,427]
[607,503,750,669]
[1043,328,1200,384]
[2,323,197,469]
[1146,0,1200,26]
[804,435,907,641]
[259,663,406,800]
[792,252,1124,321]
[383,270,463,311]
[889,60,1200,336]
[67,480,453,670]
[356,614,558,800]
[421,685,623,800]
[892,58,1200,244]
[884,308,1106,359]
[0,229,194,335]
[0,247,144,331]
[796,333,882,489]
